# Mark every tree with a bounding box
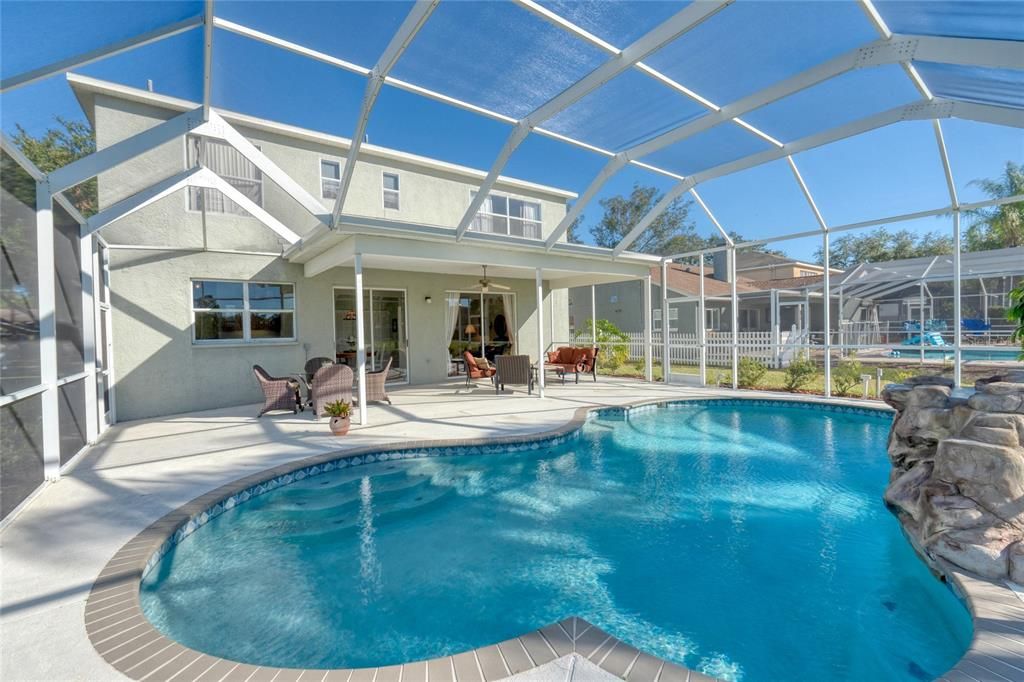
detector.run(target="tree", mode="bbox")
[590,184,699,255]
[565,215,584,244]
[964,161,1024,251]
[11,117,97,216]
[814,227,953,268]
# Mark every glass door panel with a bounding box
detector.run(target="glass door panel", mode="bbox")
[334,288,408,383]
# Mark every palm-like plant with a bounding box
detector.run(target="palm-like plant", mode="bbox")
[965,161,1024,251]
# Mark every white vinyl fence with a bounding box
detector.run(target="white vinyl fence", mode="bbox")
[571,330,803,367]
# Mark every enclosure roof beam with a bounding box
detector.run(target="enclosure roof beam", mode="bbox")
[0,15,203,93]
[932,119,959,208]
[614,98,1023,256]
[689,188,733,245]
[211,16,685,184]
[189,168,300,244]
[192,110,329,223]
[202,1,215,121]
[47,108,204,193]
[786,156,829,232]
[1,132,44,179]
[330,0,439,227]
[83,167,202,237]
[454,0,732,241]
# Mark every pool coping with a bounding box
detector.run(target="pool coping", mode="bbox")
[82,396,1024,682]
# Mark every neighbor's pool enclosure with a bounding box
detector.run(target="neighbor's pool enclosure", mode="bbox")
[1,0,1022,522]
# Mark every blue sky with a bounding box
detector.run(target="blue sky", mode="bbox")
[2,0,1021,262]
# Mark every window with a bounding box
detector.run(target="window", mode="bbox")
[321,160,341,199]
[192,280,295,344]
[705,308,722,331]
[383,173,400,209]
[798,269,817,277]
[187,137,262,215]
[470,191,541,239]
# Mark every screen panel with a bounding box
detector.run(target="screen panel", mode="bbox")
[1,395,45,520]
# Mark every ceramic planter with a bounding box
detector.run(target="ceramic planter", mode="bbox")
[329,415,351,436]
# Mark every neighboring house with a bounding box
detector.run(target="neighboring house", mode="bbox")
[569,252,831,338]
[713,251,841,280]
[72,74,655,421]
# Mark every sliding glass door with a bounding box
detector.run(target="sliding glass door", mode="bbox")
[334,288,408,383]
[448,292,516,362]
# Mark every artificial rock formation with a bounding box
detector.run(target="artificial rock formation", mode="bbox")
[882,370,1024,582]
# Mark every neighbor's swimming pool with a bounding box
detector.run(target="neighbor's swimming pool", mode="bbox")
[141,401,972,681]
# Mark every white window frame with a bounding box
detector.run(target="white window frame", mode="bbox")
[184,136,264,216]
[469,190,542,239]
[706,307,722,331]
[191,278,296,345]
[320,158,342,200]
[382,172,400,210]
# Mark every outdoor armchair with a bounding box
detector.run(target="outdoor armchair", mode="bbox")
[494,355,534,395]
[463,351,496,387]
[253,365,301,417]
[360,357,393,405]
[311,363,354,419]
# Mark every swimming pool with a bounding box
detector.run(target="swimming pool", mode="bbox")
[140,400,972,681]
[923,348,1021,361]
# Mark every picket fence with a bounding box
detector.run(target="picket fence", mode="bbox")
[570,330,802,367]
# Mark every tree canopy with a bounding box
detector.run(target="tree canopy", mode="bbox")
[815,227,954,269]
[964,160,1024,251]
[587,183,781,257]
[12,117,97,216]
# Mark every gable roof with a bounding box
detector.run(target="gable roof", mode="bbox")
[652,263,760,298]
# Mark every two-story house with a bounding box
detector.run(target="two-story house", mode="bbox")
[71,74,656,421]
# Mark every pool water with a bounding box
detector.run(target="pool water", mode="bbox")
[141,402,972,681]
[923,348,1021,361]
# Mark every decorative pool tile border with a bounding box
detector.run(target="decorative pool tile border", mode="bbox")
[85,396,1020,682]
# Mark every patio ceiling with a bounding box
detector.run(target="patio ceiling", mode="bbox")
[2,0,1021,262]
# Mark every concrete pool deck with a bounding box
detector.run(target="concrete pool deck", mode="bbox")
[2,378,1022,681]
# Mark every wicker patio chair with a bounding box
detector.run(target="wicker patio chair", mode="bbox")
[253,365,301,417]
[359,357,393,405]
[311,363,354,419]
[304,356,333,383]
[494,354,534,395]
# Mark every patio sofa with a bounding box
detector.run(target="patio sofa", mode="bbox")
[545,346,598,384]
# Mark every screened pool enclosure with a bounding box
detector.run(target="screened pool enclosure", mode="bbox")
[1,0,1022,522]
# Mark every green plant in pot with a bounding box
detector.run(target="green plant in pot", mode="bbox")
[324,400,352,436]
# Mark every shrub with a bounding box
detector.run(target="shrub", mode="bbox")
[582,319,630,369]
[832,359,864,396]
[783,355,817,392]
[737,357,768,388]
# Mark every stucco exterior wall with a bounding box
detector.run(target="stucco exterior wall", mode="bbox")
[108,250,567,421]
[92,94,571,250]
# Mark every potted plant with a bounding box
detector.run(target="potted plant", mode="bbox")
[323,400,352,436]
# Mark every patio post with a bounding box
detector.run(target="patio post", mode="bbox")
[536,268,545,398]
[590,285,597,348]
[354,253,368,424]
[36,182,60,479]
[770,288,780,368]
[643,274,653,382]
[81,234,98,444]
[919,281,926,364]
[953,210,962,386]
[730,247,738,390]
[822,232,832,397]
[837,287,844,358]
[698,253,707,386]
[661,260,670,384]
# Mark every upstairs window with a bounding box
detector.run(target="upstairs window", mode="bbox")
[187,137,262,215]
[382,172,400,209]
[470,191,541,239]
[192,280,295,344]
[321,160,341,200]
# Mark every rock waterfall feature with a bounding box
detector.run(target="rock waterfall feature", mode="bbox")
[882,371,1024,582]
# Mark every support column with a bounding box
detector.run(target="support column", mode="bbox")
[822,232,832,398]
[536,268,545,398]
[590,285,597,348]
[661,261,670,384]
[837,287,844,358]
[953,210,962,386]
[698,253,707,386]
[354,253,368,425]
[730,247,738,390]
[80,234,98,444]
[36,183,59,479]
[770,288,780,369]
[919,281,927,364]
[643,274,653,382]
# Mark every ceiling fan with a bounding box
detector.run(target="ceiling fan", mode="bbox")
[470,265,511,293]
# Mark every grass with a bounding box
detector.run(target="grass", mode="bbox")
[601,360,974,399]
